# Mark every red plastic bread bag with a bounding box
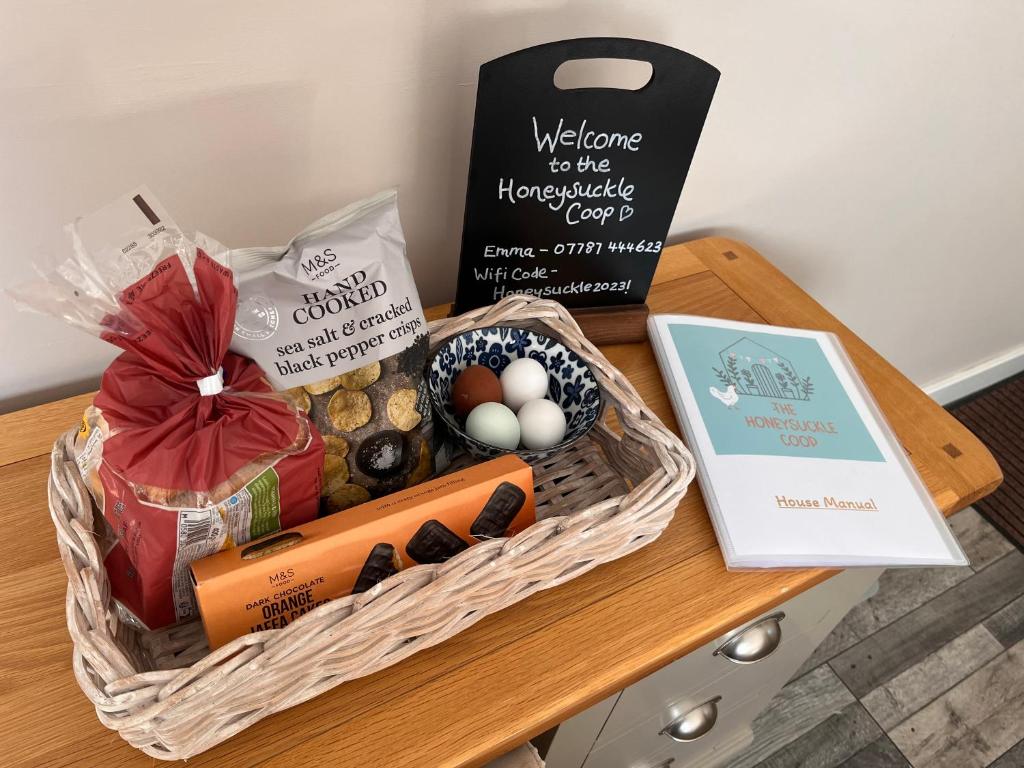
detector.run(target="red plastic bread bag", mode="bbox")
[12,200,324,629]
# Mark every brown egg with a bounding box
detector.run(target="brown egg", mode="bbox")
[451,365,503,419]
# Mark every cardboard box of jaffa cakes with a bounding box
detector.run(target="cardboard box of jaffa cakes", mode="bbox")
[191,455,535,648]
[229,190,435,514]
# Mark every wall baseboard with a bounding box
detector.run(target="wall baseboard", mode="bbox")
[924,344,1024,406]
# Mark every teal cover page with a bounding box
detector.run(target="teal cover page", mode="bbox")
[668,323,884,462]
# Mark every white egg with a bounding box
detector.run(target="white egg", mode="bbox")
[500,358,550,412]
[516,398,567,450]
[465,401,521,450]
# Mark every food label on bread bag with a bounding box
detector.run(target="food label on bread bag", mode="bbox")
[230,191,427,390]
[75,418,104,477]
[73,184,180,261]
[169,467,282,620]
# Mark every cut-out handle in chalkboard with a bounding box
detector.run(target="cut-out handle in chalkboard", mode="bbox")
[482,38,706,100]
[553,58,654,91]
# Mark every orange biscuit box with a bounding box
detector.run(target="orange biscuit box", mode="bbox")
[191,455,534,648]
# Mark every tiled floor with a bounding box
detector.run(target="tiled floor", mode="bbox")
[729,506,1024,768]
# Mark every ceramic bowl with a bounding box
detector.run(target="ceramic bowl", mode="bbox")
[428,326,601,462]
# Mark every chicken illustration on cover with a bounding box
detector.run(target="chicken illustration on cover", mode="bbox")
[709,385,739,409]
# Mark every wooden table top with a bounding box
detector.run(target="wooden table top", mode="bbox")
[0,238,1001,768]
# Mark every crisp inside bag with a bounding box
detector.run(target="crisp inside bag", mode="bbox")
[11,190,324,629]
[229,190,435,511]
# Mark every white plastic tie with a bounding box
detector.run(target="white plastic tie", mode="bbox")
[197,368,224,396]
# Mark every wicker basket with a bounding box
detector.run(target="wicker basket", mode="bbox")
[47,294,695,760]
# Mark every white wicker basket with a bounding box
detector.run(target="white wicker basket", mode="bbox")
[47,294,694,760]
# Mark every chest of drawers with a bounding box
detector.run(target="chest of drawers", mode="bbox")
[545,567,882,768]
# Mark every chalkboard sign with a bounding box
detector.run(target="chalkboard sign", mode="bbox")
[454,38,719,314]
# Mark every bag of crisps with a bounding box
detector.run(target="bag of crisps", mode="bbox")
[229,190,436,513]
[12,190,324,629]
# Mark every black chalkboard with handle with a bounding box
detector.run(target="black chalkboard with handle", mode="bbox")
[454,38,719,314]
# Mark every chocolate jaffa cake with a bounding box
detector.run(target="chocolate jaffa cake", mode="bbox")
[406,520,469,564]
[470,482,527,540]
[352,543,403,593]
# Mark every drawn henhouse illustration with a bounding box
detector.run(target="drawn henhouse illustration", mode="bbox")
[712,338,814,401]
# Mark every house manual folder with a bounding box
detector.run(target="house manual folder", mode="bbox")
[648,315,968,569]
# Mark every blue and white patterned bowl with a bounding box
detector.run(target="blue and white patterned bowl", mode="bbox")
[428,326,601,462]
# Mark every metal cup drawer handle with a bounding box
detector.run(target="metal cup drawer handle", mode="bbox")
[713,612,785,664]
[659,696,721,743]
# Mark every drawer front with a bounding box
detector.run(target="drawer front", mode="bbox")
[545,693,620,768]
[583,686,770,768]
[595,568,880,747]
[596,622,821,749]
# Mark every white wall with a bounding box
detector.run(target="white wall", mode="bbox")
[2,0,1022,412]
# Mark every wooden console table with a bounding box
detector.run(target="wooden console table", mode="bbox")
[0,238,1000,767]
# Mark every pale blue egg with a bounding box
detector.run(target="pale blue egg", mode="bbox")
[465,402,521,450]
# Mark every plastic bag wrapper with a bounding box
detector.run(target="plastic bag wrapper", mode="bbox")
[10,204,324,629]
[229,190,436,513]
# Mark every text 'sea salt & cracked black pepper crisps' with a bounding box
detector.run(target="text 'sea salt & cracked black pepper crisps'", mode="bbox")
[229,191,436,513]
